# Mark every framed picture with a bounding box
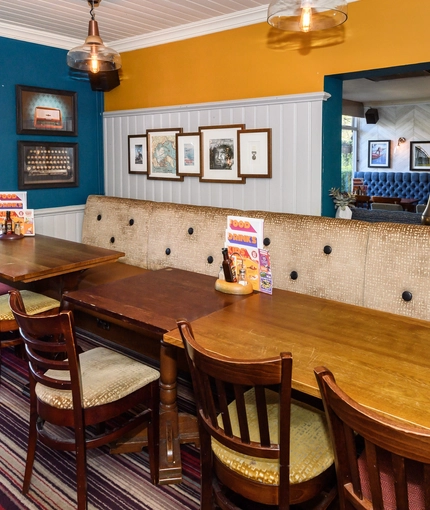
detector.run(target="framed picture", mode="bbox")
[146,128,184,181]
[238,129,272,178]
[199,124,245,183]
[16,85,77,136]
[176,133,201,176]
[368,140,391,168]
[128,135,147,174]
[410,141,430,170]
[18,141,78,190]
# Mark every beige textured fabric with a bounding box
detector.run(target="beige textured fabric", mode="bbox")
[82,195,430,321]
[211,389,334,485]
[364,222,430,320]
[82,195,154,267]
[35,347,160,409]
[0,291,60,321]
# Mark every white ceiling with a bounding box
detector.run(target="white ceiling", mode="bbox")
[0,0,269,51]
[0,0,428,105]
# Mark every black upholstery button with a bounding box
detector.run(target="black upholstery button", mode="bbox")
[263,237,271,247]
[188,227,194,235]
[290,271,298,280]
[165,248,171,255]
[402,291,413,302]
[97,214,102,221]
[323,245,332,255]
[207,256,214,264]
[110,237,115,244]
[129,219,134,226]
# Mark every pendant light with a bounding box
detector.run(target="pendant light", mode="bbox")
[67,0,121,74]
[267,0,348,32]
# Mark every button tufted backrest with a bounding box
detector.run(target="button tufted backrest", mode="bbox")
[82,195,430,322]
[82,195,154,267]
[354,171,430,204]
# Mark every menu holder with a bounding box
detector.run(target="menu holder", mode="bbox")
[215,279,253,295]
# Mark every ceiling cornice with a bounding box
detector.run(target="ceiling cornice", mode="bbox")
[0,6,267,52]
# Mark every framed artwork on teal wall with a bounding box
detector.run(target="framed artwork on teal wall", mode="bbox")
[18,141,78,190]
[16,85,77,136]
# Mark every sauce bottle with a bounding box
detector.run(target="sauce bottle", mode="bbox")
[222,248,237,283]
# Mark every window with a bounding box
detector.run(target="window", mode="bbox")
[341,115,357,192]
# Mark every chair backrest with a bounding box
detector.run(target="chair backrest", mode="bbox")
[177,319,292,505]
[370,203,403,211]
[416,203,426,213]
[371,196,401,204]
[314,366,430,509]
[8,290,83,407]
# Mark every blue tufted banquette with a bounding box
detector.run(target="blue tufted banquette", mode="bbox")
[354,171,430,204]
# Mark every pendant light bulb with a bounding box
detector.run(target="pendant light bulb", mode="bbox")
[299,5,312,32]
[90,48,100,74]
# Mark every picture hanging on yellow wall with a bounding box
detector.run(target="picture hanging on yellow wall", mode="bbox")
[146,128,184,181]
[199,125,245,183]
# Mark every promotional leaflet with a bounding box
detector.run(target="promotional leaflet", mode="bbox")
[0,192,27,210]
[225,216,265,291]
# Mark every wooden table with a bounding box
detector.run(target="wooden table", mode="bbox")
[0,234,125,298]
[62,268,251,484]
[400,198,419,212]
[164,289,430,431]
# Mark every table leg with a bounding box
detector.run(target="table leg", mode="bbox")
[158,340,183,484]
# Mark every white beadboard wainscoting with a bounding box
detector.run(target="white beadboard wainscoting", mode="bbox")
[104,93,329,215]
[35,204,85,242]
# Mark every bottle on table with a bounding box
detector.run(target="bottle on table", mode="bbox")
[238,266,248,286]
[5,211,13,235]
[222,248,237,283]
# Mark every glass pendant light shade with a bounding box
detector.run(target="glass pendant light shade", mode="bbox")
[267,0,348,32]
[67,19,121,74]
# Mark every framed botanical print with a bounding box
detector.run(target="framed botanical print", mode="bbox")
[199,124,245,183]
[146,128,184,181]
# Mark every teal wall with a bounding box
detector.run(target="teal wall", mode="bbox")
[0,37,104,209]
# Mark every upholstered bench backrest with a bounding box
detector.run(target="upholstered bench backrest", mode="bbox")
[82,195,430,321]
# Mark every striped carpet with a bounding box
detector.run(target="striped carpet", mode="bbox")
[0,348,201,510]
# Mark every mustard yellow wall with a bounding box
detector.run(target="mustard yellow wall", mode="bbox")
[105,0,430,111]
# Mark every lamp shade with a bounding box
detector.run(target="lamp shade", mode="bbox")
[267,0,348,31]
[67,19,121,74]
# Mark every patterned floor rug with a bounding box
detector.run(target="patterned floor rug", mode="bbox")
[0,348,201,510]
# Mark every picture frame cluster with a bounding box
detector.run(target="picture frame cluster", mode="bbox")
[16,85,79,190]
[128,124,272,183]
[368,139,430,171]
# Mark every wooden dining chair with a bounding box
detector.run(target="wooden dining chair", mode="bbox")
[9,289,160,510]
[177,319,337,510]
[0,286,60,384]
[314,366,430,510]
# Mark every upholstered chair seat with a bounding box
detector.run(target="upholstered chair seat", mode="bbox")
[0,289,60,383]
[36,346,160,409]
[212,388,334,486]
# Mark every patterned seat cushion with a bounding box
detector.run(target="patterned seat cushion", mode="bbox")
[36,347,160,409]
[211,388,334,485]
[0,290,60,321]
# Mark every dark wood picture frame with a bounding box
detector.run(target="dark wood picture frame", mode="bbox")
[128,134,147,174]
[18,141,78,190]
[199,124,246,183]
[16,85,77,136]
[146,128,184,181]
[238,128,272,178]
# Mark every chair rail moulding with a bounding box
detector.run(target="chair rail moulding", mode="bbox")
[103,92,330,216]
